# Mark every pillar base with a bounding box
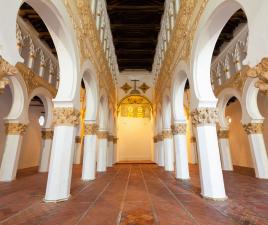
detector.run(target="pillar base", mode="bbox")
[201,194,228,201]
[43,195,71,203]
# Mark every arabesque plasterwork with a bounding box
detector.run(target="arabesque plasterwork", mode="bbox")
[53,107,80,126]
[155,0,208,104]
[63,0,116,109]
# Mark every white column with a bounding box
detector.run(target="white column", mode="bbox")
[39,129,53,173]
[172,123,190,180]
[0,123,27,181]
[107,134,114,167]
[73,136,82,164]
[44,108,79,202]
[192,108,227,200]
[158,135,165,167]
[162,129,174,171]
[82,123,98,181]
[97,130,108,172]
[190,137,198,164]
[218,130,233,171]
[113,137,118,164]
[243,123,268,179]
[153,136,158,164]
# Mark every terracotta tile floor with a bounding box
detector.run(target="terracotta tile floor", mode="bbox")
[0,164,267,225]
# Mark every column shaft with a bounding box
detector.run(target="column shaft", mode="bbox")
[39,130,53,172]
[97,131,108,172]
[162,130,174,171]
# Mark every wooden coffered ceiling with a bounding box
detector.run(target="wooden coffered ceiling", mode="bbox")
[107,0,165,72]
[19,3,57,57]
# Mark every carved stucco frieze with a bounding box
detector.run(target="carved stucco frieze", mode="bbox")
[171,123,187,135]
[155,0,209,104]
[5,123,27,135]
[191,108,219,126]
[217,130,229,139]
[41,130,54,139]
[243,123,263,135]
[84,123,98,135]
[16,63,57,97]
[53,107,80,126]
[247,58,268,94]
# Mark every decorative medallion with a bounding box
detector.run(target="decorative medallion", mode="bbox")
[120,83,132,93]
[139,83,150,93]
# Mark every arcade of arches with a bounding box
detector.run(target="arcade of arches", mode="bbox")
[0,0,268,224]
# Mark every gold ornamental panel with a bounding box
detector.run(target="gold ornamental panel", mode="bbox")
[41,130,54,139]
[84,124,98,135]
[5,123,27,135]
[243,123,263,135]
[53,107,80,126]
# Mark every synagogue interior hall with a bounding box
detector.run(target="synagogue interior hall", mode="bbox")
[0,0,268,224]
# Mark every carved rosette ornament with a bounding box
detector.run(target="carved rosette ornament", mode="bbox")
[247,58,268,94]
[243,123,263,135]
[41,130,54,139]
[171,123,187,135]
[191,108,219,126]
[53,108,80,126]
[162,130,173,139]
[97,130,109,139]
[84,124,98,135]
[5,123,27,135]
[217,130,229,139]
[75,136,81,143]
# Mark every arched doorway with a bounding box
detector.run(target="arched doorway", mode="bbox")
[117,95,153,162]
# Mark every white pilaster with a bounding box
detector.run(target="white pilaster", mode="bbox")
[82,123,98,181]
[162,129,174,171]
[243,123,268,179]
[190,138,198,164]
[158,137,165,167]
[218,130,233,171]
[0,123,27,181]
[39,129,53,173]
[192,108,227,200]
[113,137,118,164]
[172,123,190,179]
[97,130,108,172]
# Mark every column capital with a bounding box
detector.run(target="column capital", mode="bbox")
[113,137,118,144]
[97,130,109,139]
[190,136,196,143]
[75,136,81,143]
[108,135,114,142]
[243,123,263,134]
[84,123,98,135]
[162,129,173,139]
[41,130,54,139]
[5,123,27,135]
[153,136,158,143]
[191,107,219,126]
[217,130,229,139]
[53,107,80,127]
[171,123,187,135]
